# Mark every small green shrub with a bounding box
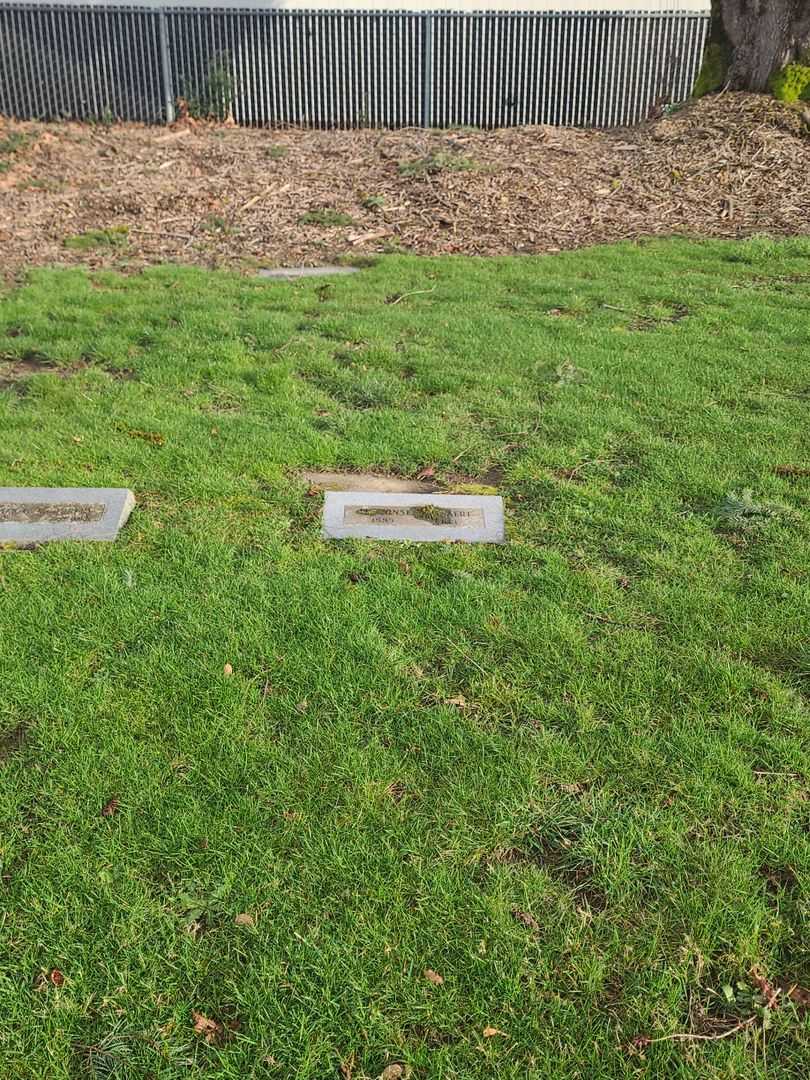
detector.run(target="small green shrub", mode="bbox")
[0,132,28,155]
[770,63,810,103]
[0,132,30,172]
[183,55,234,121]
[201,214,230,234]
[90,107,116,128]
[63,226,129,251]
[299,209,355,227]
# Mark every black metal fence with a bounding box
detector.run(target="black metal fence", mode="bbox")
[0,5,709,128]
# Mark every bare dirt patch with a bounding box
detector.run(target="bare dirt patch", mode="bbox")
[1,94,808,275]
[0,355,133,387]
[0,721,28,762]
[0,354,90,388]
[300,470,438,493]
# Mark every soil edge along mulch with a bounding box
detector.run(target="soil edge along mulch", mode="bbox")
[1,93,808,275]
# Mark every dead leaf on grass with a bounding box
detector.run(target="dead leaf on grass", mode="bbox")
[750,965,779,1009]
[379,1066,406,1080]
[49,969,65,987]
[192,1009,240,1045]
[223,662,233,676]
[511,908,540,931]
[423,968,444,985]
[234,912,255,927]
[415,465,436,480]
[445,694,469,709]
[386,780,406,803]
[483,1025,507,1038]
[192,1010,223,1043]
[786,984,810,1012]
[101,797,119,817]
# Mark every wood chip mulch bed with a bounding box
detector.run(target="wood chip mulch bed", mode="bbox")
[1,92,809,276]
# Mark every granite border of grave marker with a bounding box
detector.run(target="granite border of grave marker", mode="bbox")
[0,487,135,545]
[322,492,505,544]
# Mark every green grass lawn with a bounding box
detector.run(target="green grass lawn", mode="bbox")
[1,237,809,1078]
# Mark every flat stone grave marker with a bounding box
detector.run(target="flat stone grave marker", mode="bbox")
[322,492,504,544]
[257,266,360,280]
[0,487,135,546]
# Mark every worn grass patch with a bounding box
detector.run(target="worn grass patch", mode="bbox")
[1,238,810,1078]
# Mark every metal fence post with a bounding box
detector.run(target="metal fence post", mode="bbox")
[158,9,175,123]
[422,12,433,128]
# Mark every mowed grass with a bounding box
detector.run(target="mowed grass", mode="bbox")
[1,238,809,1079]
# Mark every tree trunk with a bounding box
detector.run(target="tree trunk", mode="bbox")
[720,0,810,89]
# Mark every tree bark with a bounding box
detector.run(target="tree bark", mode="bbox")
[720,0,810,89]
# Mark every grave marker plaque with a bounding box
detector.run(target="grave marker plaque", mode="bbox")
[257,266,359,280]
[322,492,504,544]
[0,488,135,545]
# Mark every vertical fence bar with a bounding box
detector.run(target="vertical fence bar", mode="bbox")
[421,10,432,129]
[157,8,174,123]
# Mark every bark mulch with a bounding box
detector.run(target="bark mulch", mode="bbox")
[1,92,808,276]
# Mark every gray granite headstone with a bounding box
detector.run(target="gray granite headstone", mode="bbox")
[0,487,135,545]
[257,266,359,280]
[322,492,504,544]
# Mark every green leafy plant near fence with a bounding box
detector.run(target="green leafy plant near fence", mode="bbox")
[182,53,234,121]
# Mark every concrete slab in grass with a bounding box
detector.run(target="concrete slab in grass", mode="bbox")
[257,266,360,279]
[323,492,504,544]
[0,487,135,545]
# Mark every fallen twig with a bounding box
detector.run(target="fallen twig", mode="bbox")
[387,285,437,306]
[647,1016,757,1043]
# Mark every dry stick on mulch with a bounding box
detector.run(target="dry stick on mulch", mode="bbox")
[0,93,809,277]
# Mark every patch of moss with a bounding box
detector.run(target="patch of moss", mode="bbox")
[770,63,810,104]
[693,43,730,98]
[63,226,129,251]
[445,482,499,496]
[398,152,477,177]
[411,505,454,525]
[299,209,355,227]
